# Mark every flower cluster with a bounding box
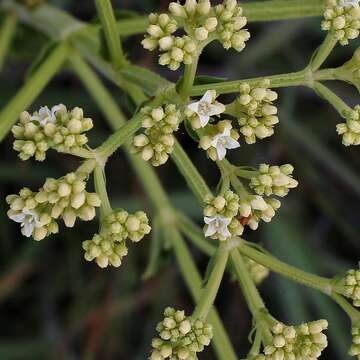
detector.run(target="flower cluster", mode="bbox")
[349,325,360,359]
[12,105,93,161]
[214,0,250,51]
[203,190,243,241]
[235,80,279,144]
[338,266,360,307]
[254,320,328,360]
[238,195,281,231]
[142,0,250,70]
[249,164,299,197]
[245,257,269,285]
[7,172,100,240]
[83,210,151,268]
[185,90,225,129]
[337,105,360,146]
[132,104,181,166]
[199,120,240,161]
[322,0,360,46]
[150,307,213,360]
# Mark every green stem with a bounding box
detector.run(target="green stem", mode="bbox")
[0,42,70,142]
[95,0,126,69]
[310,33,338,71]
[243,0,325,22]
[0,12,17,71]
[172,140,212,204]
[94,165,112,219]
[314,68,338,81]
[190,69,310,96]
[331,293,360,324]
[71,55,238,360]
[180,56,200,101]
[193,242,229,320]
[238,241,333,294]
[313,81,352,115]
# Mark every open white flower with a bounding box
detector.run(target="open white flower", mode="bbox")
[9,209,42,237]
[31,105,63,127]
[339,0,359,8]
[204,214,231,239]
[211,127,240,160]
[187,90,225,127]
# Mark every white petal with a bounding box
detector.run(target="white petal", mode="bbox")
[22,221,34,237]
[219,225,231,238]
[205,223,217,237]
[202,90,213,104]
[224,137,240,150]
[204,216,215,224]
[216,145,227,160]
[199,114,210,127]
[187,101,200,113]
[219,216,231,227]
[9,213,26,223]
[251,196,268,211]
[208,103,225,117]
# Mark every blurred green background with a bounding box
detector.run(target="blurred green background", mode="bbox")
[0,0,359,359]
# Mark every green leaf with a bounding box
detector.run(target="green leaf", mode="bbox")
[193,75,228,86]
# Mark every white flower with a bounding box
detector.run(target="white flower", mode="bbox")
[204,214,231,238]
[31,105,63,127]
[339,0,359,8]
[187,90,225,127]
[9,209,42,237]
[211,127,240,160]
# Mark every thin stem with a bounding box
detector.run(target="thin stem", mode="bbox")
[95,0,126,69]
[238,241,333,294]
[193,242,229,320]
[310,33,338,71]
[313,81,352,115]
[180,56,200,101]
[172,140,212,204]
[190,69,309,96]
[0,42,70,142]
[94,165,112,219]
[331,293,360,324]
[314,68,338,81]
[0,12,17,71]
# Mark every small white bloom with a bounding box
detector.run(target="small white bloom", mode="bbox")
[211,128,240,160]
[9,209,42,237]
[339,0,359,8]
[31,105,63,127]
[187,91,225,127]
[204,214,231,238]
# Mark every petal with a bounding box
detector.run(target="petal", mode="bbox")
[9,213,26,223]
[216,145,227,160]
[208,103,225,117]
[219,224,231,238]
[202,90,213,104]
[21,221,34,237]
[199,115,210,127]
[204,216,215,224]
[205,223,217,237]
[225,137,241,150]
[219,216,231,226]
[187,101,200,113]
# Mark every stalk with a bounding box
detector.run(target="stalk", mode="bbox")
[0,12,17,71]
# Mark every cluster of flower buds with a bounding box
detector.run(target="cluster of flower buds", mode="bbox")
[254,320,328,360]
[12,105,93,161]
[235,80,279,144]
[199,120,240,161]
[337,105,360,146]
[338,266,360,307]
[214,0,250,51]
[83,210,151,268]
[185,90,225,129]
[322,0,360,46]
[132,104,181,166]
[142,0,250,70]
[150,307,213,360]
[349,325,360,359]
[245,257,269,285]
[238,195,281,231]
[249,164,299,198]
[7,172,100,240]
[203,190,244,241]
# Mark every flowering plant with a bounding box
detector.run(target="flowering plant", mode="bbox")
[1,0,360,359]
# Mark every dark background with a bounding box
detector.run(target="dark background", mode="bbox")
[0,0,359,359]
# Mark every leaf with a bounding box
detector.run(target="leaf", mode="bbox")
[25,41,58,80]
[194,75,228,86]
